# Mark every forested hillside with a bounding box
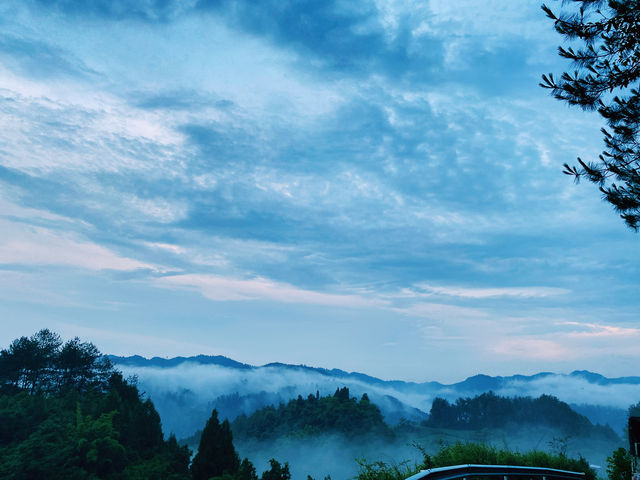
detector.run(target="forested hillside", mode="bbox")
[0,330,191,479]
[427,392,619,440]
[231,387,393,440]
[0,330,293,480]
[0,330,628,480]
[220,387,618,444]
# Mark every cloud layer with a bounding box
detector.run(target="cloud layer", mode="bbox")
[0,0,638,380]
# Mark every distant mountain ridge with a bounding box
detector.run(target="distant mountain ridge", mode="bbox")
[108,354,640,439]
[109,354,253,370]
[108,354,640,390]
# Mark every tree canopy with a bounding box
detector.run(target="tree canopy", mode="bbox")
[0,329,113,395]
[541,0,640,230]
[427,391,618,440]
[231,387,393,440]
[0,330,191,479]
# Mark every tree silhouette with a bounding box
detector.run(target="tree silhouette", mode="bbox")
[541,1,640,230]
[191,409,240,480]
[261,459,291,480]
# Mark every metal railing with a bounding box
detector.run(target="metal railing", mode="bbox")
[405,464,586,480]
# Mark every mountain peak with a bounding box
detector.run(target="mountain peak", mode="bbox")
[107,354,253,370]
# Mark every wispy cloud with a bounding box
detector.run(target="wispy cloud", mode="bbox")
[0,0,637,380]
[156,273,384,308]
[55,322,224,358]
[394,301,488,321]
[413,284,570,299]
[0,219,154,271]
[490,337,569,361]
[561,321,640,339]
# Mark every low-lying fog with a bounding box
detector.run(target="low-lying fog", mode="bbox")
[114,360,636,479]
[233,425,617,480]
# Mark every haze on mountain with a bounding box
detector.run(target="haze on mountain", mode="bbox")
[109,354,640,440]
[1,329,634,480]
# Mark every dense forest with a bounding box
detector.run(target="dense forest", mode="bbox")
[204,387,619,445]
[231,388,393,441]
[0,329,191,479]
[0,330,633,480]
[427,392,619,440]
[0,330,291,480]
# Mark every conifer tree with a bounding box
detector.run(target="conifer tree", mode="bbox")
[541,1,640,230]
[191,409,240,480]
[237,458,259,480]
[261,459,291,480]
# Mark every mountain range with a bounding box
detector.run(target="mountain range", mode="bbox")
[108,354,640,439]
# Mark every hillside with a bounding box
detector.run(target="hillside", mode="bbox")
[183,388,619,447]
[109,354,639,438]
[231,387,393,440]
[0,331,191,479]
[427,392,619,440]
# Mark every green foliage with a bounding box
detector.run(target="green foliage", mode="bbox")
[356,442,597,480]
[355,458,415,480]
[191,409,241,480]
[232,388,393,440]
[431,442,595,479]
[427,392,619,440]
[0,331,190,479]
[0,329,113,395]
[607,447,632,480]
[237,458,259,480]
[540,0,640,230]
[260,459,291,480]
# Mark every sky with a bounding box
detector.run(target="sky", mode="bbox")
[0,0,638,383]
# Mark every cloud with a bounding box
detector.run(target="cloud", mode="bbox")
[55,322,222,357]
[0,35,95,79]
[0,218,154,271]
[23,0,445,81]
[414,284,570,299]
[0,0,637,384]
[394,301,487,321]
[194,0,444,80]
[560,322,640,339]
[494,375,640,410]
[27,0,195,22]
[490,338,569,361]
[0,189,82,226]
[131,89,233,112]
[0,86,182,175]
[156,273,384,308]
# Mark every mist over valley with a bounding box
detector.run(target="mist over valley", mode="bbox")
[110,354,634,479]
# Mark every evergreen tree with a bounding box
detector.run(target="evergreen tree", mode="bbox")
[541,1,640,230]
[260,459,291,480]
[333,387,350,402]
[191,409,240,480]
[0,331,191,479]
[606,448,632,480]
[237,458,259,480]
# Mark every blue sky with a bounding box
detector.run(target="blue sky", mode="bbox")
[0,0,638,382]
